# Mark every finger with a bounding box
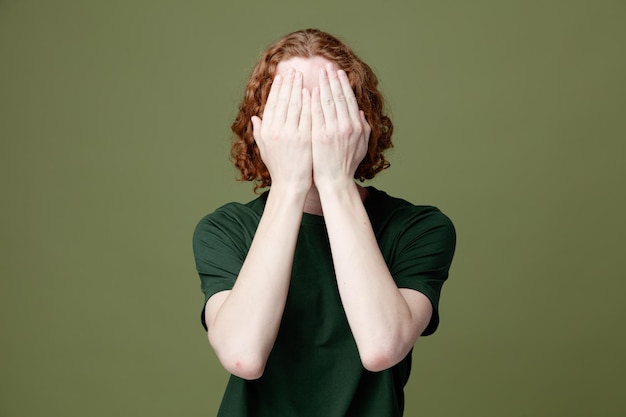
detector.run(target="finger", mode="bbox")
[251,115,261,136]
[299,87,312,138]
[311,86,325,138]
[338,69,361,124]
[318,67,337,130]
[274,67,295,124]
[251,116,263,152]
[262,74,283,125]
[286,71,303,127]
[360,110,372,139]
[327,64,351,125]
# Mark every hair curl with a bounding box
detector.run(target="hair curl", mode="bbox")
[231,28,394,192]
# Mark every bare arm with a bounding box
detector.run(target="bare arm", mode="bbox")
[312,65,432,371]
[317,183,433,372]
[205,69,312,380]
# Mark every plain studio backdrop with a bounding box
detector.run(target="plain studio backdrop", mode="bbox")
[1,1,624,416]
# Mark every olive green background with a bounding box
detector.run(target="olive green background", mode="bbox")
[1,0,624,416]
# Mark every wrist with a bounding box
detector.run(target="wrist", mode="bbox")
[268,182,311,202]
[316,178,360,202]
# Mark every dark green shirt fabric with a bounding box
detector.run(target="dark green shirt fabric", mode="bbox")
[193,187,456,417]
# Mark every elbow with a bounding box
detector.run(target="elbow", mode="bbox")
[209,333,266,380]
[360,351,399,373]
[220,355,266,380]
[359,339,417,373]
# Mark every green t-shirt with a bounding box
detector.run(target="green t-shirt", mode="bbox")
[193,187,456,417]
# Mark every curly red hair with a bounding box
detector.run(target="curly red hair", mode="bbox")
[231,28,394,192]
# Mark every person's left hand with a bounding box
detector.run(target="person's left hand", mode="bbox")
[311,64,371,189]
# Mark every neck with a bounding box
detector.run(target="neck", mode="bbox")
[303,186,323,215]
[302,183,368,216]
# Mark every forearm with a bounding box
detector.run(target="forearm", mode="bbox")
[207,186,306,378]
[318,181,425,371]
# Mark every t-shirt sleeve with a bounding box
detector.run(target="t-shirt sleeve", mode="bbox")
[390,209,456,336]
[192,206,258,330]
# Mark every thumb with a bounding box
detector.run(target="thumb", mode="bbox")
[251,116,262,141]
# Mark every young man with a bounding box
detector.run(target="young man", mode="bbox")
[193,28,456,416]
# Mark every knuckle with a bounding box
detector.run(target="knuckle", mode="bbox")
[339,122,353,136]
[268,127,282,140]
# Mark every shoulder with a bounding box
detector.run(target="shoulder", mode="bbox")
[365,187,455,236]
[365,187,456,266]
[193,192,268,242]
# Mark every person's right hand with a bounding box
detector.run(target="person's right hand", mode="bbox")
[251,68,313,194]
